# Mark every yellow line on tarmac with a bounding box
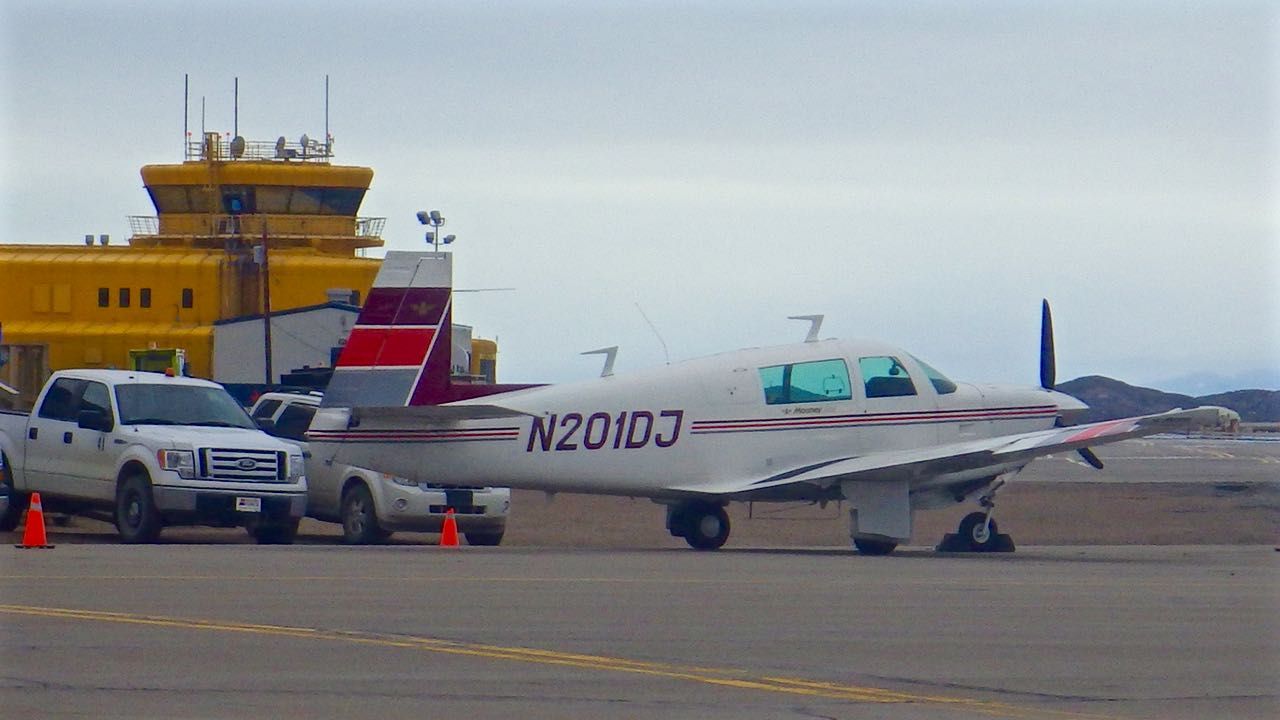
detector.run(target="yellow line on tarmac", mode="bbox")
[0,604,1122,720]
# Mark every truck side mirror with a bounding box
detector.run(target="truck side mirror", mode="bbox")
[77,409,114,433]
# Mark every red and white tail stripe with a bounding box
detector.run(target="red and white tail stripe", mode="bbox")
[324,252,454,407]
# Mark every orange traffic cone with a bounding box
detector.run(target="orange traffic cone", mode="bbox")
[16,492,54,549]
[439,508,459,547]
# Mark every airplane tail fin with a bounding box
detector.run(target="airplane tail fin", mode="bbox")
[322,251,455,407]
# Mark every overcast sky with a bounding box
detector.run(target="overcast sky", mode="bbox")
[3,1,1277,393]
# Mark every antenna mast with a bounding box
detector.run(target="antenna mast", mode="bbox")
[324,74,330,153]
[183,73,189,156]
[233,76,238,138]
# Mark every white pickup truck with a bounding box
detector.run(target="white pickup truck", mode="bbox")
[0,369,307,543]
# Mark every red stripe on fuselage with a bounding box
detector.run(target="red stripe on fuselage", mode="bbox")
[335,327,436,368]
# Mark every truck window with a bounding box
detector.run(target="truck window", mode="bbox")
[116,384,257,429]
[80,381,114,422]
[37,378,87,422]
[759,358,852,405]
[273,403,316,441]
[251,399,282,420]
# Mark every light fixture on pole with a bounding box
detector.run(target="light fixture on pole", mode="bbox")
[416,209,456,251]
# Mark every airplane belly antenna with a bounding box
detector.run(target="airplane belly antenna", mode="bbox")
[788,314,824,343]
[582,346,619,377]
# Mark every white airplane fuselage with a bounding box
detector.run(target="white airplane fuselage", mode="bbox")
[309,337,1084,502]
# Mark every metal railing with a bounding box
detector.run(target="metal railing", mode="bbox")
[126,215,385,238]
[185,134,334,163]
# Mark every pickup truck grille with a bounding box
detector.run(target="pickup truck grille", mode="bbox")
[198,448,287,483]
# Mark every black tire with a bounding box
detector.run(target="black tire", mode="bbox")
[115,473,162,544]
[251,518,300,545]
[341,483,389,545]
[465,530,505,546]
[0,452,28,532]
[683,504,730,551]
[958,511,998,552]
[853,537,898,556]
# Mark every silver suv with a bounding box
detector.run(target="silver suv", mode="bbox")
[250,391,510,545]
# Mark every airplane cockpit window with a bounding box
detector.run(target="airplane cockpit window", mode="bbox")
[759,359,852,405]
[858,356,918,398]
[909,355,958,394]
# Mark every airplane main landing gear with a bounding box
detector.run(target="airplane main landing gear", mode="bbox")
[666,500,730,550]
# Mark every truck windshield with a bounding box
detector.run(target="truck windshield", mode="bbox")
[116,384,257,429]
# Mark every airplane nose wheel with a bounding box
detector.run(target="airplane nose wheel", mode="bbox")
[958,511,998,551]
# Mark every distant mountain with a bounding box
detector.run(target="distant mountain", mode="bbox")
[1153,370,1280,396]
[1057,376,1280,423]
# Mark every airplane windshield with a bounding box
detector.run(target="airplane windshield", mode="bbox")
[910,355,958,395]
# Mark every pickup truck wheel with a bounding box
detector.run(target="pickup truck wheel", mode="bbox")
[251,518,299,545]
[341,484,389,545]
[0,453,28,532]
[465,530,505,546]
[115,474,162,544]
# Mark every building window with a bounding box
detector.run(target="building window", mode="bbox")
[119,288,131,308]
[181,288,193,309]
[98,288,110,307]
[140,288,152,308]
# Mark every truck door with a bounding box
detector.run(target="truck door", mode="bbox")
[24,376,87,497]
[65,380,118,501]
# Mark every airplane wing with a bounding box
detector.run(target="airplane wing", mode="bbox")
[672,406,1227,498]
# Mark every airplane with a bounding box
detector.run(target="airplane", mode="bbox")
[307,251,1224,554]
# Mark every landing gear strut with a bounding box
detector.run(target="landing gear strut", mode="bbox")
[936,481,1016,553]
[667,500,730,550]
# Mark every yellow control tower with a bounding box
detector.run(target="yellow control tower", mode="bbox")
[0,131,385,406]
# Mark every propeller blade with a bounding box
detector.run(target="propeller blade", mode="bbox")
[1039,299,1055,390]
[1077,447,1104,469]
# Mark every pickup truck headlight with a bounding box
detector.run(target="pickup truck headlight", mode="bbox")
[391,476,419,487]
[288,453,306,482]
[157,449,195,479]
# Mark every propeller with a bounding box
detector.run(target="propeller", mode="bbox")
[1042,299,1104,470]
[1039,299,1055,390]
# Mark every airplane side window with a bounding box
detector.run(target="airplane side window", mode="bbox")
[859,356,918,398]
[759,359,851,405]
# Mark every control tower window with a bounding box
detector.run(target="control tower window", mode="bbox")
[119,288,131,308]
[98,288,109,308]
[140,288,152,308]
[181,288,194,309]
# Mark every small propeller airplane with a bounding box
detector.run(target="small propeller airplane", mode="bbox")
[308,251,1224,554]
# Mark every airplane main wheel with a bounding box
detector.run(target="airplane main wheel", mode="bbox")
[853,538,898,556]
[958,511,998,552]
[683,504,730,551]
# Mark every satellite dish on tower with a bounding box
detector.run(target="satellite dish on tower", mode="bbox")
[230,135,246,158]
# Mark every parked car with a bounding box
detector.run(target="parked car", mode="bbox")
[249,391,510,545]
[0,370,307,543]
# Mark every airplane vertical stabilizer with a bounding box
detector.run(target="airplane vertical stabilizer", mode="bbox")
[322,251,454,407]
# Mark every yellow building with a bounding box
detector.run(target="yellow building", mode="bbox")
[0,132,385,407]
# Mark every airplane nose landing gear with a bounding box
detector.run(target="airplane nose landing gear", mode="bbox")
[936,479,1017,553]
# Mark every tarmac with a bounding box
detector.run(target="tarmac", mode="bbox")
[1,545,1276,719]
